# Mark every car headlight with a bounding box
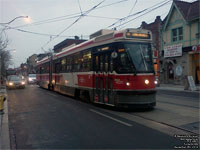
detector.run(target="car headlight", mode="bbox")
[21,81,25,85]
[154,80,158,84]
[9,82,13,86]
[29,78,32,81]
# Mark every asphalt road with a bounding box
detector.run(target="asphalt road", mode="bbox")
[8,85,187,149]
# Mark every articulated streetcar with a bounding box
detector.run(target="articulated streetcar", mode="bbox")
[36,28,156,108]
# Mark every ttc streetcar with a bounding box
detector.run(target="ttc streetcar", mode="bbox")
[36,28,157,108]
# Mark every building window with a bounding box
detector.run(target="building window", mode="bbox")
[172,27,183,42]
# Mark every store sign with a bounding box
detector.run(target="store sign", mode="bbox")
[192,45,200,52]
[164,44,182,58]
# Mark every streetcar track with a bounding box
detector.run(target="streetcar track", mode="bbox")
[129,113,199,135]
[156,93,199,101]
[157,100,199,109]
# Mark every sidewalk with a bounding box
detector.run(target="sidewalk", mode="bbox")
[156,83,200,93]
[0,86,10,149]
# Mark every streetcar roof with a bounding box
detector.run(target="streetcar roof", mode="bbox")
[36,28,152,65]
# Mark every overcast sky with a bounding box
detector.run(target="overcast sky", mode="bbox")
[0,0,194,67]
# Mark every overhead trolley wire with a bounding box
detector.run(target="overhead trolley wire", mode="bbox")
[2,25,88,38]
[128,0,138,16]
[12,0,128,29]
[41,0,106,49]
[117,0,172,29]
[107,0,172,29]
[77,0,83,15]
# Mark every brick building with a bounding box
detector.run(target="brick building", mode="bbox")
[53,37,86,53]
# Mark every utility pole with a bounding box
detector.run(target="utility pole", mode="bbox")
[0,54,1,85]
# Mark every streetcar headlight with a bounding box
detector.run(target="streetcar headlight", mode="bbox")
[9,82,13,86]
[126,82,130,86]
[154,80,158,85]
[145,79,149,85]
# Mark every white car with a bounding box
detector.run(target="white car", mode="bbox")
[28,74,36,84]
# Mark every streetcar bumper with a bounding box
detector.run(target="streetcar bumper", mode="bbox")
[115,90,156,108]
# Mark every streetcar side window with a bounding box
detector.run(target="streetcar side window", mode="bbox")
[40,62,49,74]
[73,52,83,72]
[105,54,108,73]
[110,56,114,73]
[100,55,104,72]
[55,60,61,73]
[61,57,67,72]
[82,50,91,72]
[95,55,99,72]
[66,55,73,72]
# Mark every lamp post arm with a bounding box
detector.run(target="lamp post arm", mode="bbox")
[0,16,28,25]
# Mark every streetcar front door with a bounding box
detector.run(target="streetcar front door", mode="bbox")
[93,52,114,105]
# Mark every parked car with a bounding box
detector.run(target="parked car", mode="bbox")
[28,74,36,84]
[6,75,26,89]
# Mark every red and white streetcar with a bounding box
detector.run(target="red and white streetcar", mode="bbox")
[36,28,157,108]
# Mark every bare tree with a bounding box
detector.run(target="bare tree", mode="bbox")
[0,32,12,83]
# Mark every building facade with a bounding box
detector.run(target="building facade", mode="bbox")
[53,37,86,53]
[160,0,200,85]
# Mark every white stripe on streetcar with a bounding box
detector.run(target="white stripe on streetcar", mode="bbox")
[90,109,132,127]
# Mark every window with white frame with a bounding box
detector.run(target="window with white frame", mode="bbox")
[172,27,183,42]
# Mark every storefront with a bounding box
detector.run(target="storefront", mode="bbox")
[189,45,200,84]
[160,44,200,85]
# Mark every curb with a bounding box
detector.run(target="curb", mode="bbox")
[0,89,10,149]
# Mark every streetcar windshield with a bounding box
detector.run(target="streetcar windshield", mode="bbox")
[116,42,154,73]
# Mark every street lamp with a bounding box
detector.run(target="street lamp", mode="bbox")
[0,16,28,84]
[0,16,29,25]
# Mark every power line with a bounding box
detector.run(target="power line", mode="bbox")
[128,0,137,16]
[1,25,89,38]
[41,0,106,49]
[11,0,128,29]
[107,0,171,29]
[85,15,120,20]
[118,0,172,29]
[12,14,119,29]
[77,0,83,15]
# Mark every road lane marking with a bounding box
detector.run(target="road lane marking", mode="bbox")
[90,109,132,127]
